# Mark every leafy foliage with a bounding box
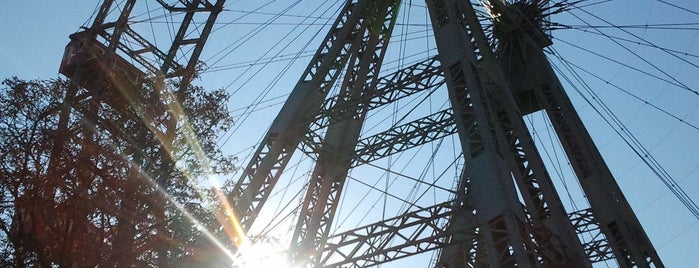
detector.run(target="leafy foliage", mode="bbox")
[0,77,235,267]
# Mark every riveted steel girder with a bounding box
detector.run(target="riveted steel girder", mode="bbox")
[290,0,402,266]
[229,0,370,234]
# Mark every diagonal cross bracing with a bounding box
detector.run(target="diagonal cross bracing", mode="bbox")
[318,203,616,267]
[290,0,403,265]
[310,56,444,132]
[353,109,457,166]
[319,202,465,267]
[228,0,367,232]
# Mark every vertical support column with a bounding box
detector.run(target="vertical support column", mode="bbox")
[497,15,663,265]
[459,1,591,265]
[527,48,664,267]
[91,0,117,28]
[426,0,537,267]
[289,1,400,266]
[227,0,368,237]
[161,0,226,90]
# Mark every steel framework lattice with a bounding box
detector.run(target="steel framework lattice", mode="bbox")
[227,0,664,267]
[57,0,667,267]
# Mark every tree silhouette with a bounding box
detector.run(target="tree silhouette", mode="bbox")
[0,76,235,267]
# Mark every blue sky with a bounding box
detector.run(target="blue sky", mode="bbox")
[1,1,698,267]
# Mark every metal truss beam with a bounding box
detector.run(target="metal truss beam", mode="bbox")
[465,3,591,264]
[536,81,663,267]
[228,0,368,233]
[495,15,663,265]
[95,28,168,76]
[161,0,225,88]
[569,209,614,263]
[86,0,224,84]
[290,0,401,266]
[353,109,456,165]
[319,202,463,267]
[215,0,662,266]
[319,203,616,267]
[310,56,444,132]
[300,109,457,166]
[427,0,541,266]
[299,56,446,166]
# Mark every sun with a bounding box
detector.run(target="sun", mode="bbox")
[232,237,294,268]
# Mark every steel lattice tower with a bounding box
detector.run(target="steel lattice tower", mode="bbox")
[59,0,225,93]
[55,0,225,175]
[226,0,664,267]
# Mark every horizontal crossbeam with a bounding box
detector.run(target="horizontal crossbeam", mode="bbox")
[320,202,462,267]
[319,204,612,267]
[310,57,444,131]
[352,109,457,166]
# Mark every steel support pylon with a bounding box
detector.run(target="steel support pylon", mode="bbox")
[228,0,664,267]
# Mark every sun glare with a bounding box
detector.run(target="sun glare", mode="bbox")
[232,238,293,268]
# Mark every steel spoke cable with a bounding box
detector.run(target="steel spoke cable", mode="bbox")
[357,85,442,140]
[637,163,699,215]
[204,1,282,66]
[206,1,299,70]
[382,2,409,219]
[341,150,457,232]
[218,0,335,97]
[564,27,699,59]
[398,1,414,70]
[128,3,181,22]
[568,7,699,97]
[347,175,425,210]
[234,62,442,237]
[230,57,442,241]
[358,81,445,141]
[563,0,612,9]
[396,137,446,214]
[258,167,313,237]
[525,114,581,212]
[556,55,676,177]
[82,2,103,28]
[398,139,456,215]
[380,154,460,250]
[223,8,334,22]
[556,38,692,94]
[161,5,174,44]
[333,140,455,232]
[143,1,162,67]
[228,98,290,119]
[204,12,438,74]
[267,154,310,219]
[203,50,316,73]
[550,51,699,220]
[258,181,309,239]
[563,22,699,30]
[571,7,699,71]
[217,1,339,146]
[657,221,699,249]
[557,57,699,132]
[236,145,313,236]
[657,0,699,17]
[361,156,458,201]
[552,54,699,218]
[332,148,414,232]
[201,29,436,73]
